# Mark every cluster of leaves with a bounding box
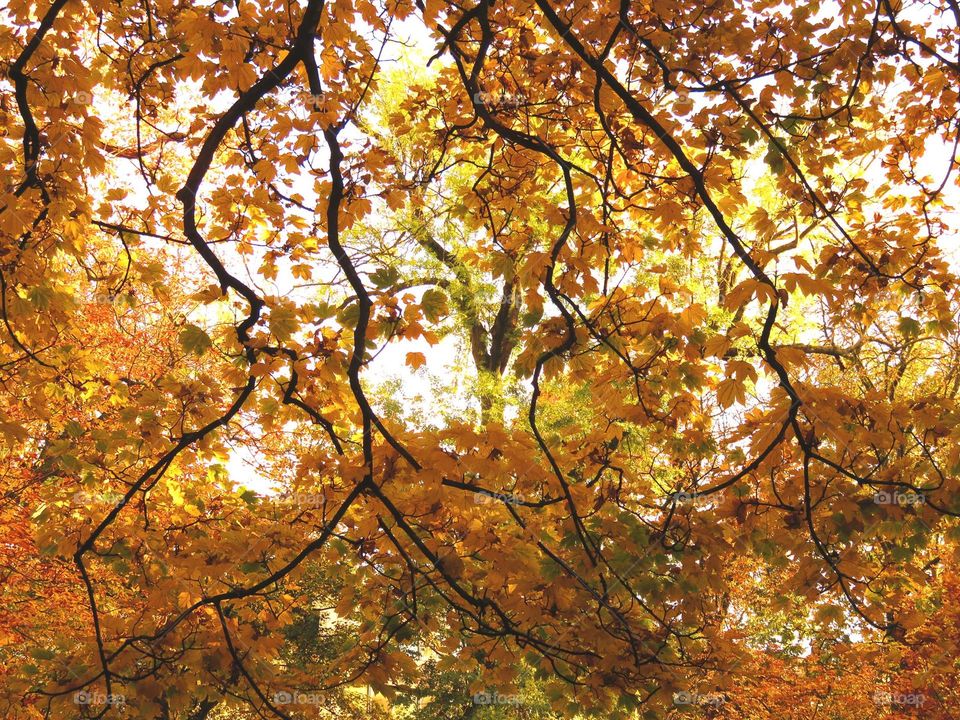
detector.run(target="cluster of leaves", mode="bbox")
[1,0,959,717]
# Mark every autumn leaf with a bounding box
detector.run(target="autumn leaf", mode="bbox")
[3,0,959,717]
[178,324,212,355]
[405,351,426,369]
[420,288,449,323]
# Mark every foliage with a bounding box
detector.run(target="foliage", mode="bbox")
[1,0,959,718]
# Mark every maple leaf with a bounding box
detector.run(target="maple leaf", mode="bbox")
[405,351,427,369]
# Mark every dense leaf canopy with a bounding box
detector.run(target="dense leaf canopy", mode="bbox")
[1,0,959,717]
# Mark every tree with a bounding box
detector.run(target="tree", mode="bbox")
[1,0,959,717]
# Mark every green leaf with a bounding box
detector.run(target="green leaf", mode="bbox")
[27,285,55,310]
[269,305,298,342]
[521,307,543,327]
[313,301,337,320]
[337,301,360,328]
[739,126,760,145]
[179,324,212,355]
[370,266,400,289]
[764,138,786,174]
[30,647,56,661]
[897,316,922,338]
[780,117,802,134]
[421,288,448,323]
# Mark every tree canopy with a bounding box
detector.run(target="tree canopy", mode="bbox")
[2,0,960,717]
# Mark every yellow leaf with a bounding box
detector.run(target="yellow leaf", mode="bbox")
[659,276,680,294]
[704,335,732,358]
[168,482,185,507]
[0,421,28,445]
[716,378,745,408]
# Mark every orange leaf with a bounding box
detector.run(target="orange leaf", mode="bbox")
[405,351,427,370]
